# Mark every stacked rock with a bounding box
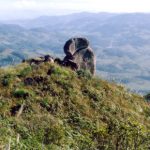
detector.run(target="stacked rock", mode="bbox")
[22,37,96,76]
[63,37,96,75]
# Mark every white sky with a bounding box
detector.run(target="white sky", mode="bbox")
[0,0,150,20]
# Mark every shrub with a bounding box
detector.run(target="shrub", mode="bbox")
[144,93,150,102]
[19,66,32,77]
[44,126,65,145]
[77,69,92,80]
[1,74,12,86]
[13,89,30,98]
[144,107,150,117]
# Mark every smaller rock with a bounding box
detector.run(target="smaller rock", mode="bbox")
[54,58,63,65]
[62,59,78,71]
[24,77,34,85]
[47,68,54,76]
[35,76,48,84]
[29,58,43,65]
[44,55,54,63]
[10,105,21,116]
[22,54,54,65]
[34,76,44,84]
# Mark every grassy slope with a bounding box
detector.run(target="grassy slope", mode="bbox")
[0,62,149,150]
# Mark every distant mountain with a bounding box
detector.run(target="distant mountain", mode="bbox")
[1,12,150,93]
[9,12,117,29]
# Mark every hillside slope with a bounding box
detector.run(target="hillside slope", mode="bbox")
[0,62,150,149]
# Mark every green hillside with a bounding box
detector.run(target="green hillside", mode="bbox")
[0,62,150,149]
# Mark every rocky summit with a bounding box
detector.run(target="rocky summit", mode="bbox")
[23,37,96,76]
[63,37,96,75]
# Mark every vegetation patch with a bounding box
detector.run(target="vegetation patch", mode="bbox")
[0,63,149,149]
[13,88,32,99]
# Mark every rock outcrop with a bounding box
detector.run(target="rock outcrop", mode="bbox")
[73,47,95,75]
[22,37,96,75]
[63,37,96,75]
[22,55,54,65]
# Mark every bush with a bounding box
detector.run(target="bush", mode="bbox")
[144,93,150,102]
[1,74,12,86]
[13,89,30,98]
[44,126,65,145]
[77,69,92,80]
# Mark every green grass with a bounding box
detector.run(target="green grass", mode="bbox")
[0,62,150,150]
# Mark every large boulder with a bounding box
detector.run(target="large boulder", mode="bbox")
[63,37,96,75]
[74,37,89,51]
[73,47,96,75]
[64,37,89,56]
[64,38,76,56]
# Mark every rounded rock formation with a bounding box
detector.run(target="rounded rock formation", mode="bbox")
[63,37,96,75]
[73,47,96,75]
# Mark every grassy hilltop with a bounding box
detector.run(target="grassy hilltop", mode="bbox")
[0,62,150,149]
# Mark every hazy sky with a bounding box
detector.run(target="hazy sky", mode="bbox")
[0,0,150,20]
